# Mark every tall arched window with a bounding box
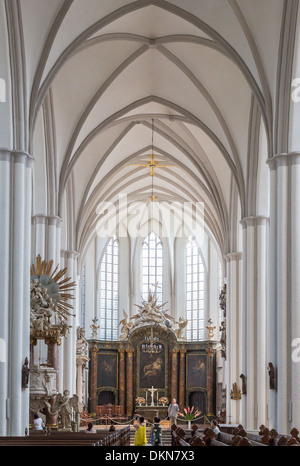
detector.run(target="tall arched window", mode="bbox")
[99,237,119,340]
[141,232,163,305]
[186,237,205,341]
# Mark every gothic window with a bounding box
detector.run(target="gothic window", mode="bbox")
[99,237,119,340]
[186,238,205,341]
[141,232,163,305]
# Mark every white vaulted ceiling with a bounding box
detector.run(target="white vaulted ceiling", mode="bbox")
[20,0,284,255]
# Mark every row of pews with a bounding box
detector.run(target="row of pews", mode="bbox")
[171,423,300,447]
[0,426,130,447]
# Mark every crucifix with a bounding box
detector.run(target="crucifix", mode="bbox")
[148,386,158,406]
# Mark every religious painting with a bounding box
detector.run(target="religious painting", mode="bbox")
[97,352,118,388]
[139,344,166,389]
[186,353,207,389]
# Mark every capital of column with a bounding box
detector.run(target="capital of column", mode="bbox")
[0,148,35,167]
[267,152,300,169]
[63,249,80,259]
[240,216,270,228]
[224,252,242,262]
[32,214,62,227]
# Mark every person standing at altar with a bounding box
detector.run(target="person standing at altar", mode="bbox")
[168,399,179,428]
[134,416,147,446]
[149,417,162,446]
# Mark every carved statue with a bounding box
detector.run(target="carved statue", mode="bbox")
[206,318,216,339]
[54,390,79,429]
[118,310,134,339]
[219,283,226,312]
[240,373,247,394]
[267,362,277,390]
[128,284,170,331]
[230,383,241,400]
[30,256,75,346]
[175,317,188,339]
[219,283,226,359]
[90,317,100,339]
[22,357,30,388]
[76,327,88,355]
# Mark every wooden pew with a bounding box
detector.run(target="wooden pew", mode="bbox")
[0,426,130,447]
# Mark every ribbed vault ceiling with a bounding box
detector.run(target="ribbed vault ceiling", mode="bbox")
[21,0,284,254]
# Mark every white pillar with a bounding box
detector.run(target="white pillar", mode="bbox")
[241,216,269,430]
[63,250,79,395]
[225,252,242,425]
[0,150,11,436]
[267,152,300,431]
[0,149,34,436]
[290,154,300,428]
[267,158,278,428]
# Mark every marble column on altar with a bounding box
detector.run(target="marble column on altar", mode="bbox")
[89,346,98,414]
[126,349,134,417]
[170,349,178,403]
[179,350,186,410]
[118,349,125,414]
[207,347,215,416]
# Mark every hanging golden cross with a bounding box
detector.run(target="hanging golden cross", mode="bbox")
[129,153,177,176]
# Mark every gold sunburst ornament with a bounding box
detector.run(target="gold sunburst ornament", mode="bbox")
[30,255,76,345]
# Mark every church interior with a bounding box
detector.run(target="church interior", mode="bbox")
[1,0,300,448]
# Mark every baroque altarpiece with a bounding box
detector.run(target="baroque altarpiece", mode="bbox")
[88,286,218,421]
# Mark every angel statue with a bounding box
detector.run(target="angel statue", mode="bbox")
[175,317,188,339]
[54,389,79,429]
[118,310,134,340]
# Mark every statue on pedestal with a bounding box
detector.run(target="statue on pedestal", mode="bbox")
[54,390,79,429]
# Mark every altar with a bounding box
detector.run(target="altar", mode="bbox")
[87,286,218,421]
[135,406,168,422]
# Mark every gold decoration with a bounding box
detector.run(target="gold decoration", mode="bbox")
[30,255,76,345]
[230,383,242,400]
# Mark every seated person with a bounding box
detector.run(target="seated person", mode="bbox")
[211,419,220,437]
[85,422,96,433]
[33,413,44,431]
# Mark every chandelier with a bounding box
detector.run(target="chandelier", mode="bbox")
[141,327,162,354]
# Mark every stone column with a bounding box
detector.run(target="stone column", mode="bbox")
[47,342,59,391]
[0,150,34,436]
[179,349,186,410]
[89,346,98,414]
[267,152,300,430]
[126,349,134,417]
[290,154,300,429]
[267,153,298,432]
[170,349,178,403]
[76,355,89,411]
[241,217,269,430]
[224,252,242,426]
[207,347,215,416]
[118,349,126,415]
[62,250,79,395]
